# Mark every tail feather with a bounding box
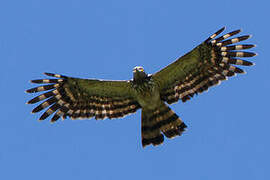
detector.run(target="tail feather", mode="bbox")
[141,109,164,147]
[141,103,187,147]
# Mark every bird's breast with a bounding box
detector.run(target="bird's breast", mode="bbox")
[135,84,161,110]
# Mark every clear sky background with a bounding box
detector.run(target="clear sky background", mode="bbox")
[1,0,269,179]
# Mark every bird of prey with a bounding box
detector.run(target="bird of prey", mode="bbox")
[26,27,256,147]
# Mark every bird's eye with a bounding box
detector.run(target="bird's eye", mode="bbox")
[139,68,144,72]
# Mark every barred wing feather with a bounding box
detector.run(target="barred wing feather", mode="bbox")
[26,73,140,122]
[152,27,256,104]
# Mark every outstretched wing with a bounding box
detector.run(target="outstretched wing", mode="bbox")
[152,27,256,104]
[26,73,140,122]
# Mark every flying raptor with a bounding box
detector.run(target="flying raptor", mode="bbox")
[26,27,256,147]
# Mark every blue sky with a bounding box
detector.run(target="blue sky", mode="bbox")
[1,0,269,179]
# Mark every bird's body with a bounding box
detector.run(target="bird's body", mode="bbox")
[26,27,256,147]
[130,69,186,146]
[132,71,159,110]
[135,85,160,110]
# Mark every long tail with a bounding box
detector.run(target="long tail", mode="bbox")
[141,102,187,147]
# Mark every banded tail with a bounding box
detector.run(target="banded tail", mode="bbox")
[141,103,187,147]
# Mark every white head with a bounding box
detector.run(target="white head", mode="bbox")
[133,66,144,73]
[133,66,147,82]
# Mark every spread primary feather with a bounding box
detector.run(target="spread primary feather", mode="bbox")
[26,27,256,147]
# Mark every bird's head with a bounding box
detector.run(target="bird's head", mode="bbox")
[133,66,147,82]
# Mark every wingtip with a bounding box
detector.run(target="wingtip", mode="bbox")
[50,121,56,124]
[38,118,45,121]
[31,109,38,114]
[218,26,226,33]
[43,72,57,77]
[43,72,53,77]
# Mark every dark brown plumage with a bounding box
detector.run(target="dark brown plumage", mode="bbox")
[26,27,256,147]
